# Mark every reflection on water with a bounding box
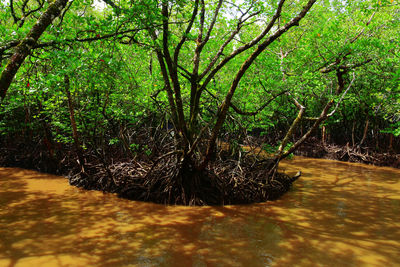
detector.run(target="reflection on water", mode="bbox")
[1,158,399,267]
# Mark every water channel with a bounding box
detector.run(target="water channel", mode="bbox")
[1,157,399,266]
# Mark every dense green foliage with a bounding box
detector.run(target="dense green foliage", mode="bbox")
[1,0,399,161]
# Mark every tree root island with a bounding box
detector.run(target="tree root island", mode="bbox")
[70,153,300,206]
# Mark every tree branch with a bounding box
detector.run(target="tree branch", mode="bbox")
[161,1,188,139]
[327,72,356,117]
[277,94,305,156]
[198,10,260,80]
[173,0,199,65]
[204,87,286,116]
[1,0,70,100]
[350,11,376,44]
[199,0,287,94]
[277,99,334,160]
[101,0,121,12]
[199,0,317,169]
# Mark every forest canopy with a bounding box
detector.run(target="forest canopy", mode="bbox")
[1,0,399,205]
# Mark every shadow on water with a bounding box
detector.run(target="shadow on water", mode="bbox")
[274,158,400,266]
[0,160,399,267]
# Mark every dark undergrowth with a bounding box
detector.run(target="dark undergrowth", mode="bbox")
[2,127,398,205]
[295,137,400,168]
[0,127,299,205]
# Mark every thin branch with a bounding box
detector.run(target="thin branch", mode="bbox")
[200,0,317,169]
[277,94,305,156]
[277,99,334,160]
[201,0,223,49]
[177,64,192,78]
[0,40,21,52]
[199,0,287,93]
[186,123,209,158]
[327,72,356,117]
[198,10,261,80]
[350,11,376,43]
[173,0,199,65]
[204,86,287,116]
[38,28,148,48]
[58,0,75,27]
[148,27,179,131]
[231,90,287,116]
[317,11,376,73]
[342,59,372,70]
[10,0,20,24]
[19,0,45,27]
[177,67,191,81]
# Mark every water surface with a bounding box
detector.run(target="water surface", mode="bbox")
[1,157,399,266]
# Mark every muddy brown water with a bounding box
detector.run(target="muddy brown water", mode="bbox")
[1,157,399,267]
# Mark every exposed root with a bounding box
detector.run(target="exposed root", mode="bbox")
[295,138,400,168]
[69,153,297,206]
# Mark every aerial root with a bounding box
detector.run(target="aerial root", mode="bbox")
[69,153,297,205]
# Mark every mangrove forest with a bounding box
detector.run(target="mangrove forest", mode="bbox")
[1,0,399,205]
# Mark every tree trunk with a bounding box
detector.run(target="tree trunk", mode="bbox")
[277,99,305,156]
[359,118,369,147]
[65,75,85,172]
[389,133,393,152]
[351,120,356,148]
[277,100,334,161]
[200,0,317,169]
